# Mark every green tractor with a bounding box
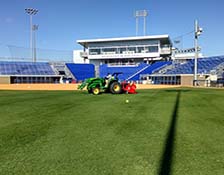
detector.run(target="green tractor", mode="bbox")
[78,73,123,95]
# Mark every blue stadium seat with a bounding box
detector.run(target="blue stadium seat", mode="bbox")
[162,56,224,75]
[0,61,55,75]
[99,63,148,81]
[127,61,172,80]
[99,62,171,81]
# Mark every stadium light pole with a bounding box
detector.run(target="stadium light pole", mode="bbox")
[135,14,139,36]
[135,10,148,36]
[25,8,38,62]
[143,10,148,36]
[194,20,203,86]
[33,25,38,62]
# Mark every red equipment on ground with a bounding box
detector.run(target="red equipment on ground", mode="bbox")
[121,82,137,94]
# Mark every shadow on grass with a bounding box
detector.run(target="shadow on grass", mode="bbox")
[158,90,181,175]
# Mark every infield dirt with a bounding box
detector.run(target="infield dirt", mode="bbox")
[0,84,181,91]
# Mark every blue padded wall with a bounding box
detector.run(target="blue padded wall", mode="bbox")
[66,63,95,81]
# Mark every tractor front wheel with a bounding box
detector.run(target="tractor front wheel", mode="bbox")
[92,87,100,95]
[110,82,122,94]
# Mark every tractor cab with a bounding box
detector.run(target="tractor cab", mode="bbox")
[104,72,122,87]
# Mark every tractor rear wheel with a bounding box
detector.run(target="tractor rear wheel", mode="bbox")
[92,87,100,95]
[110,82,122,94]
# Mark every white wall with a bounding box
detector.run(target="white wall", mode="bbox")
[172,52,203,60]
[73,50,89,63]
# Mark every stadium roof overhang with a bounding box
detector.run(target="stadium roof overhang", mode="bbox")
[77,35,172,48]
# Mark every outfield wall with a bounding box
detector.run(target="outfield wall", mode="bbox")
[181,75,208,86]
[0,76,10,84]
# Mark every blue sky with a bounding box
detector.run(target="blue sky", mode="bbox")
[0,0,224,57]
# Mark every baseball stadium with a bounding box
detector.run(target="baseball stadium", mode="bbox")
[0,1,224,175]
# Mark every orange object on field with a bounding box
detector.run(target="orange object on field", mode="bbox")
[121,81,137,94]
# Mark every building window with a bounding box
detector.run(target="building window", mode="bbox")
[89,49,101,55]
[102,48,117,54]
[137,47,145,53]
[118,47,127,54]
[145,46,159,53]
[128,47,136,52]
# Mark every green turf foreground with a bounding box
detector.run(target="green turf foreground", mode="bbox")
[0,88,223,175]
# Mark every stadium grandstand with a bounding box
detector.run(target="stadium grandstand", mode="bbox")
[75,35,224,87]
[0,61,95,84]
[0,35,224,87]
[0,61,59,84]
[0,45,95,84]
[144,56,224,86]
[76,35,172,76]
[99,61,171,81]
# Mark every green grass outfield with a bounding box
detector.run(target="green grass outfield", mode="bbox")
[0,88,223,175]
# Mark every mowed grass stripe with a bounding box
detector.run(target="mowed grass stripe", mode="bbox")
[0,88,223,175]
[173,89,224,175]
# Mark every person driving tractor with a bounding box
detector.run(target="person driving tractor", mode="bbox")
[105,73,112,87]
